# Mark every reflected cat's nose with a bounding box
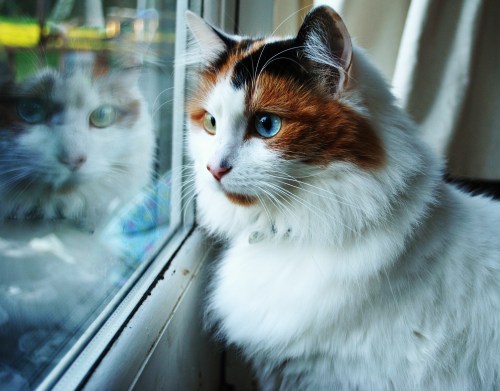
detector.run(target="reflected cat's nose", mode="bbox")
[59,154,87,171]
[207,163,232,181]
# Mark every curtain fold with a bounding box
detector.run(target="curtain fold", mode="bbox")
[316,0,499,179]
[315,0,411,80]
[392,0,497,179]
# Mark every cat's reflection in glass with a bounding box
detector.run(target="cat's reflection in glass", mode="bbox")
[0,47,159,386]
[0,52,155,228]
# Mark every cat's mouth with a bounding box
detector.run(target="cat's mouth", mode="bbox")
[54,183,78,194]
[224,191,257,206]
[52,177,82,194]
[209,175,258,206]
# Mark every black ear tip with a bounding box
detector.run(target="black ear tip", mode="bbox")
[309,5,336,14]
[296,4,352,89]
[304,5,340,22]
[298,5,345,39]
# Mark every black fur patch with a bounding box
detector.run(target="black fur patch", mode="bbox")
[230,39,313,89]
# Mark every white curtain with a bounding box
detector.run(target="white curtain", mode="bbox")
[314,0,500,180]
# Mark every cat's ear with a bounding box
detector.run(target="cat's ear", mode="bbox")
[185,11,234,66]
[297,6,352,91]
[119,9,160,69]
[92,9,159,81]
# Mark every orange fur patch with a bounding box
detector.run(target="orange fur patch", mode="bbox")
[92,53,110,78]
[123,99,141,124]
[218,40,266,76]
[248,73,385,169]
[187,70,216,128]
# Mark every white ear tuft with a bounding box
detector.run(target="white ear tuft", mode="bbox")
[185,11,227,66]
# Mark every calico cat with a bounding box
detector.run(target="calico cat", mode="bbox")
[0,56,155,226]
[186,6,500,391]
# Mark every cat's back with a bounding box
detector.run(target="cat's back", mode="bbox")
[436,184,500,317]
[435,183,500,272]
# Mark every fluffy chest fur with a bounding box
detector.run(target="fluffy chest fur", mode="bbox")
[208,189,500,390]
[186,6,500,390]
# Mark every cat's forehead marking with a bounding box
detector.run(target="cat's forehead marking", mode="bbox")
[189,40,261,119]
[200,37,307,100]
[209,78,245,115]
[206,78,247,143]
[188,74,246,140]
[231,38,307,89]
[212,39,268,79]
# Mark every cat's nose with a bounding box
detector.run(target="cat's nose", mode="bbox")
[207,164,232,181]
[59,154,87,171]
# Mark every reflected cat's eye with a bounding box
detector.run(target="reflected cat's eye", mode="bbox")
[203,112,216,135]
[255,113,282,138]
[90,105,117,128]
[17,99,47,124]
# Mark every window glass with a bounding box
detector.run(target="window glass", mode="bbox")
[0,0,176,388]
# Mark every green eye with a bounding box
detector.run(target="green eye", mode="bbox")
[255,113,282,138]
[90,105,117,128]
[17,98,47,124]
[202,112,216,135]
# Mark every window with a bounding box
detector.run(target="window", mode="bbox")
[0,1,194,389]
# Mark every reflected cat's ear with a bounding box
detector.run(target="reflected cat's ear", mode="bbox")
[297,6,352,91]
[185,11,233,66]
[109,8,160,71]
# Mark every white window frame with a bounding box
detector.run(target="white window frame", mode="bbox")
[33,0,198,388]
[35,1,277,389]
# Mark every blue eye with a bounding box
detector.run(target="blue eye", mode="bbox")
[17,99,47,124]
[90,105,117,128]
[255,113,282,138]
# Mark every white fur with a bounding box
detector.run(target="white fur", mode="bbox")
[188,29,500,391]
[0,67,154,226]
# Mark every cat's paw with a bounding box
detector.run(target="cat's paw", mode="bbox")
[248,223,292,244]
[271,223,293,240]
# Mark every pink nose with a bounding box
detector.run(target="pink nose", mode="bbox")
[60,154,87,171]
[207,164,232,181]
